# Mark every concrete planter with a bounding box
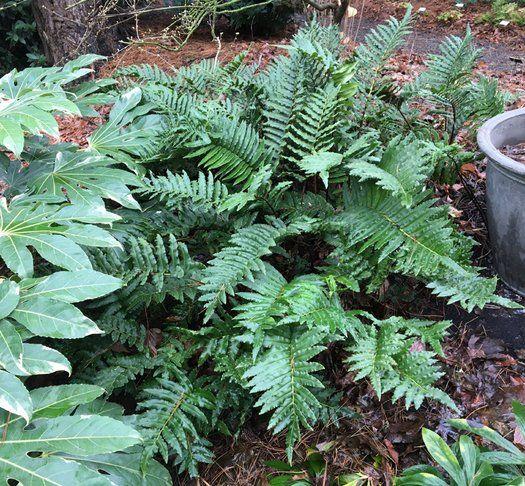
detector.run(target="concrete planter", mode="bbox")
[478,108,525,296]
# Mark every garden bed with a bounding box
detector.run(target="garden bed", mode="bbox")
[0,8,525,486]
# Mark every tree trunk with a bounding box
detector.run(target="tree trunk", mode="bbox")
[333,0,350,26]
[32,0,122,65]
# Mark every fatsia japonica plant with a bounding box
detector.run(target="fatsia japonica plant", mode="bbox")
[1,9,518,484]
[0,58,170,483]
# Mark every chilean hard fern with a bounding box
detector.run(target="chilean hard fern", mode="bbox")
[45,12,519,480]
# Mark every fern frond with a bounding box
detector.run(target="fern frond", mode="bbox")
[284,83,342,164]
[115,64,177,87]
[172,59,219,95]
[354,7,413,77]
[347,137,432,207]
[198,224,284,321]
[76,353,157,394]
[333,184,506,310]
[469,76,510,127]
[90,234,201,314]
[139,170,230,212]
[262,55,306,157]
[187,116,269,185]
[345,317,456,410]
[336,184,456,276]
[384,348,456,410]
[427,273,521,313]
[138,376,214,477]
[243,327,325,462]
[415,28,481,92]
[97,313,147,351]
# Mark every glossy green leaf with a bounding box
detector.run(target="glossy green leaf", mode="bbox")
[28,150,141,209]
[513,401,525,437]
[0,455,112,486]
[17,343,71,376]
[12,297,102,338]
[29,384,105,421]
[422,428,464,485]
[72,453,172,486]
[0,279,20,319]
[0,319,23,373]
[0,198,120,277]
[0,370,32,423]
[2,415,141,456]
[22,270,122,303]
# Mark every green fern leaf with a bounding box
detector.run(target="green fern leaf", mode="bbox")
[199,224,284,321]
[347,137,432,207]
[243,327,325,462]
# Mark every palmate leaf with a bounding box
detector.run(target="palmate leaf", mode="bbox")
[243,327,325,462]
[0,319,23,372]
[0,55,104,156]
[0,197,120,278]
[72,453,172,486]
[0,279,19,319]
[17,343,71,376]
[24,148,142,209]
[0,455,115,486]
[24,384,105,423]
[0,403,143,486]
[0,271,121,421]
[88,88,163,168]
[0,370,32,423]
[12,295,101,340]
[0,415,141,456]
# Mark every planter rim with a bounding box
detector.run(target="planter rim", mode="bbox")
[477,108,525,178]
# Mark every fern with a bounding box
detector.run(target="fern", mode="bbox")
[137,376,215,477]
[262,54,307,158]
[187,116,270,185]
[354,7,413,78]
[199,223,285,321]
[28,17,514,476]
[116,64,178,87]
[76,353,157,394]
[415,28,481,93]
[140,170,230,212]
[97,313,147,351]
[347,137,432,207]
[243,327,326,462]
[345,317,456,410]
[90,234,201,315]
[284,83,342,164]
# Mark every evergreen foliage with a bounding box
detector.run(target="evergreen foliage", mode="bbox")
[0,10,517,483]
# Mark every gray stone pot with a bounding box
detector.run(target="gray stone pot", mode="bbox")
[478,108,525,296]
